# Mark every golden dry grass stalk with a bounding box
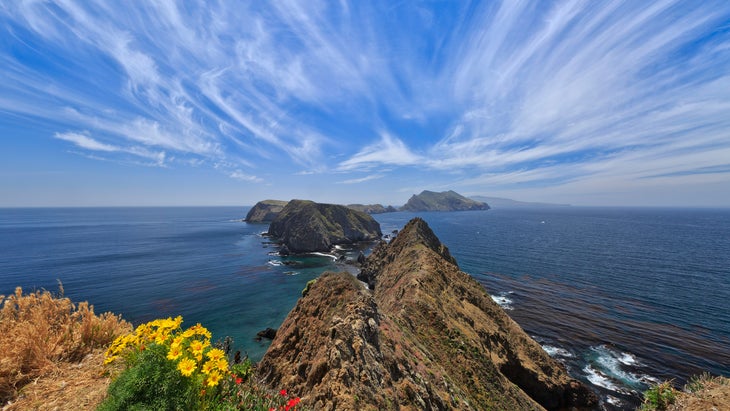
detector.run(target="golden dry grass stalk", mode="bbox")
[0,285,131,404]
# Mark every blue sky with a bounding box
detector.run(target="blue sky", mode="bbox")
[1,1,729,207]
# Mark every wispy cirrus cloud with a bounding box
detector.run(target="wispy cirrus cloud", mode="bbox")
[1,1,729,205]
[337,174,385,185]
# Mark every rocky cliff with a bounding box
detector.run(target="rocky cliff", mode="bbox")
[267,200,382,253]
[259,218,597,410]
[402,190,490,212]
[246,200,289,222]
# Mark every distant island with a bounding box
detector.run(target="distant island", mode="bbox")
[346,204,398,214]
[401,190,490,212]
[471,195,570,208]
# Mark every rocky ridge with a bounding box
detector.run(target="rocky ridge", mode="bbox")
[402,190,490,212]
[259,217,597,410]
[267,200,382,253]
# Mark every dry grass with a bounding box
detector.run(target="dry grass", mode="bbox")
[669,375,730,411]
[0,285,131,405]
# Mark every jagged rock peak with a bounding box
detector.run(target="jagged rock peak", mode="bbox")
[358,217,457,289]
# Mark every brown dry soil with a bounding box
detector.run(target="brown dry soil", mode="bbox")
[2,350,108,411]
[670,377,730,411]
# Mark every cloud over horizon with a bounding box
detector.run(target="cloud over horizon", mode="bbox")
[1,1,729,206]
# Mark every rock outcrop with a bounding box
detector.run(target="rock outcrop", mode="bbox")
[267,200,382,253]
[245,200,289,222]
[347,204,398,214]
[401,190,490,212]
[259,218,597,410]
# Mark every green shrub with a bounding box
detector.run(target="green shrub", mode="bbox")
[639,381,676,411]
[98,344,200,410]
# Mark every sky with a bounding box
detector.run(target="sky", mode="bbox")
[1,1,730,207]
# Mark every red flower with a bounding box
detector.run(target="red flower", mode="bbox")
[235,376,243,384]
[284,397,301,410]
[280,389,287,397]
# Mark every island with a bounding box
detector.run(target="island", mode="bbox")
[346,204,398,214]
[259,218,597,410]
[245,199,289,222]
[267,199,382,253]
[401,190,490,212]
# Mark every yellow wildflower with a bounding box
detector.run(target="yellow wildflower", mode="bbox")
[215,358,228,371]
[178,358,196,377]
[202,361,215,375]
[206,371,222,387]
[189,340,205,357]
[206,348,225,362]
[167,345,183,361]
[171,336,184,349]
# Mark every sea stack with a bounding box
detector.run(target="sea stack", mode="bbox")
[267,200,382,253]
[259,217,597,410]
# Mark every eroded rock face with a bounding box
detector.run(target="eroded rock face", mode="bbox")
[267,200,382,253]
[259,218,597,410]
[246,200,289,223]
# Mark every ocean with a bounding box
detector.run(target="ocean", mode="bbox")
[1,206,728,410]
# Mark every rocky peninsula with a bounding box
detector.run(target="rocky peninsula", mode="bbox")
[259,218,597,410]
[267,200,382,253]
[402,190,490,212]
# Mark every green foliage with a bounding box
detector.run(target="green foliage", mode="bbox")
[98,344,201,411]
[639,381,677,411]
[302,279,317,297]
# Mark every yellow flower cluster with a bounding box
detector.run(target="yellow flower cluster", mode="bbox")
[104,316,229,388]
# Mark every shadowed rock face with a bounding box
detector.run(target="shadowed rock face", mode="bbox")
[402,190,490,212]
[259,217,598,411]
[267,200,382,253]
[246,200,289,222]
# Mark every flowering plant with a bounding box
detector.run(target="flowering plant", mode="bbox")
[100,316,301,410]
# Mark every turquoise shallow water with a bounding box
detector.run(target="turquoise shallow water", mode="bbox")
[1,206,728,410]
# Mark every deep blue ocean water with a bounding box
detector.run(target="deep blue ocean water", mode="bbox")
[1,206,728,410]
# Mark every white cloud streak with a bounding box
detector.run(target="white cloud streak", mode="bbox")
[2,1,729,202]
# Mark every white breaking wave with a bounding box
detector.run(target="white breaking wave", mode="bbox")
[490,292,514,310]
[583,365,624,393]
[585,345,658,393]
[308,252,338,260]
[267,260,283,266]
[542,344,574,358]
